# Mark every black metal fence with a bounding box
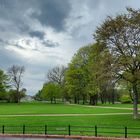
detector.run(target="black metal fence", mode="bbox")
[0,125,140,138]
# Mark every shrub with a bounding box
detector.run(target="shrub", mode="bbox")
[120,94,132,104]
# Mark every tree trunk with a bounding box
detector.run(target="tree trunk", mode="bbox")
[111,89,115,104]
[54,97,56,104]
[74,97,77,104]
[100,93,104,104]
[51,98,53,104]
[108,96,111,104]
[77,98,79,104]
[15,90,19,103]
[129,89,134,102]
[82,96,85,105]
[89,95,97,105]
[132,84,138,119]
[18,91,20,104]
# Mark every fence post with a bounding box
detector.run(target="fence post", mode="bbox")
[125,127,127,138]
[23,125,25,134]
[45,125,47,135]
[2,125,4,134]
[95,125,97,137]
[68,125,71,136]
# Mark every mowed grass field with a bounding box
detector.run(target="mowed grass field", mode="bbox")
[0,102,133,115]
[0,102,139,126]
[0,102,139,137]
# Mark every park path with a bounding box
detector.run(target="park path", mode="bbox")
[0,112,132,117]
[70,104,134,110]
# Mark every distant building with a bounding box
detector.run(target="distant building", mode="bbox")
[21,95,34,102]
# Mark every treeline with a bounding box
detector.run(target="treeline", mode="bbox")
[35,8,140,119]
[35,44,139,105]
[0,65,26,103]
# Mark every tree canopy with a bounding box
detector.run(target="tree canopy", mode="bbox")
[94,8,140,119]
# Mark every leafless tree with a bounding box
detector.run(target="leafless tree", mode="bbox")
[8,65,25,103]
[47,65,66,86]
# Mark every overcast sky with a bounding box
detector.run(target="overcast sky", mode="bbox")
[0,0,140,95]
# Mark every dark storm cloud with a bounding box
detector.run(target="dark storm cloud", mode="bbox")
[0,0,72,40]
[31,0,71,31]
[28,30,59,47]
[29,31,45,40]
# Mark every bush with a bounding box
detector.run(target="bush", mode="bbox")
[120,95,132,104]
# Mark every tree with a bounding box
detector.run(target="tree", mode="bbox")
[8,65,25,103]
[0,69,9,100]
[0,69,9,92]
[47,66,66,86]
[47,65,67,101]
[41,82,61,103]
[34,90,43,101]
[94,8,140,119]
[88,44,117,104]
[65,45,91,104]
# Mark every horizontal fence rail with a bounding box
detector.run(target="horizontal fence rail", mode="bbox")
[0,125,140,138]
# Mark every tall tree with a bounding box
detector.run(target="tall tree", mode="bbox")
[87,44,115,105]
[47,66,66,86]
[65,45,91,104]
[47,65,67,101]
[94,8,140,119]
[8,65,25,103]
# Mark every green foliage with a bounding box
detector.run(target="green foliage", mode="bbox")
[0,69,9,92]
[120,95,132,104]
[65,45,91,103]
[94,8,140,118]
[6,89,26,103]
[94,8,140,85]
[34,90,43,101]
[41,83,61,103]
[0,69,9,100]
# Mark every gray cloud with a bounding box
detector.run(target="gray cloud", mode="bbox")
[0,38,25,50]
[0,0,140,95]
[0,47,26,69]
[31,0,71,31]
[29,30,45,40]
[42,40,59,48]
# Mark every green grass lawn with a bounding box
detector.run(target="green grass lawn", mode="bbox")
[97,103,139,108]
[0,115,140,137]
[0,102,132,115]
[0,102,139,137]
[0,114,139,126]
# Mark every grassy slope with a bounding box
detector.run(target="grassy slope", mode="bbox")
[0,115,140,126]
[0,102,139,137]
[0,115,140,137]
[0,102,132,115]
[0,102,138,127]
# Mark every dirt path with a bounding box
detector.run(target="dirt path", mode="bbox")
[70,104,134,110]
[0,112,132,117]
